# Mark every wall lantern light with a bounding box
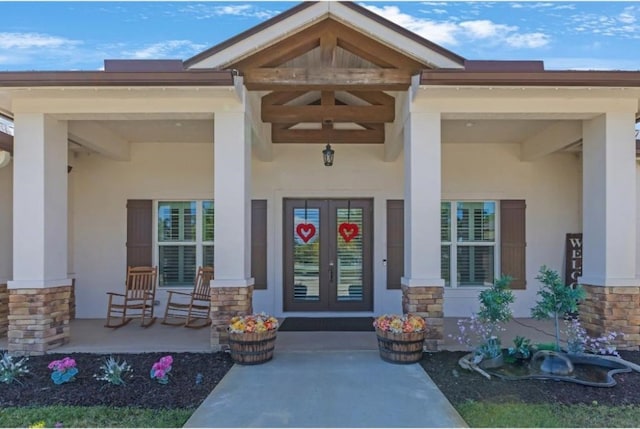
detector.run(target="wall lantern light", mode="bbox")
[322,143,335,167]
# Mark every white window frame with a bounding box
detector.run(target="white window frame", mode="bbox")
[442,200,500,288]
[153,199,214,288]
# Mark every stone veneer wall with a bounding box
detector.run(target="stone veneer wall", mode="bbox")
[210,285,253,351]
[402,285,444,351]
[0,284,8,337]
[8,286,71,355]
[581,285,640,350]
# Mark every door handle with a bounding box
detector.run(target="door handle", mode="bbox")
[329,261,334,282]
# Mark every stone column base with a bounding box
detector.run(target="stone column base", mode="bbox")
[580,284,640,351]
[8,286,71,355]
[402,285,444,351]
[0,284,8,337]
[210,285,253,351]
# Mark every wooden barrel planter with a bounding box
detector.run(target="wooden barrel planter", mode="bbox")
[376,329,426,364]
[228,330,277,365]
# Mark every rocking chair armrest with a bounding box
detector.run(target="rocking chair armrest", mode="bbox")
[106,292,126,297]
[166,290,192,298]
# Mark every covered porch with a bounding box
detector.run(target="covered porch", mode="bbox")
[0,317,557,354]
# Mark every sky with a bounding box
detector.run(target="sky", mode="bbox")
[0,1,639,72]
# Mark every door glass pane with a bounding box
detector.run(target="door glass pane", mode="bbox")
[336,207,363,302]
[457,245,494,286]
[293,208,320,301]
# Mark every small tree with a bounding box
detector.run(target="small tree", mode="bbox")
[531,265,586,352]
[452,275,515,359]
[478,274,515,342]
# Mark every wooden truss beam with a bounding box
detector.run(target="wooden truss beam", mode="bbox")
[272,127,385,144]
[262,104,395,123]
[261,90,308,106]
[244,68,411,91]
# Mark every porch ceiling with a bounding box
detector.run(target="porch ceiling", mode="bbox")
[65,117,564,148]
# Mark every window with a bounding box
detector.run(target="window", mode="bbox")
[156,200,214,287]
[441,201,497,287]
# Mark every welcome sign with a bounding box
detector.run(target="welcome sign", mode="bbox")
[565,233,583,288]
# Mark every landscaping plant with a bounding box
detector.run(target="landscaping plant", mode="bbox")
[94,356,133,386]
[451,274,515,360]
[507,336,532,360]
[48,357,78,385]
[563,317,620,357]
[531,265,586,352]
[0,351,30,385]
[150,355,173,384]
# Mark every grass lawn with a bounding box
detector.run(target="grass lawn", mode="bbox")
[0,406,193,428]
[457,401,640,428]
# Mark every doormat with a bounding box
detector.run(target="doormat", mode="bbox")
[278,317,375,332]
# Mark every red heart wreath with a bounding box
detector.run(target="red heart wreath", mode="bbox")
[296,223,316,243]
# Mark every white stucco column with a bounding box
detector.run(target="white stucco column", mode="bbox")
[580,112,637,286]
[211,110,254,287]
[8,113,71,289]
[401,110,445,287]
[7,113,72,354]
[400,108,444,351]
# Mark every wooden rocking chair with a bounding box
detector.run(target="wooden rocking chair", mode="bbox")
[105,265,158,328]
[162,266,214,328]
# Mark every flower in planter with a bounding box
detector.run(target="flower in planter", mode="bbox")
[48,357,78,385]
[373,314,427,334]
[150,355,173,384]
[228,312,279,333]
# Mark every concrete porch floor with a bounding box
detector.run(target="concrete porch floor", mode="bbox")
[0,317,558,354]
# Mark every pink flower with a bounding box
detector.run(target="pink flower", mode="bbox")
[154,369,166,379]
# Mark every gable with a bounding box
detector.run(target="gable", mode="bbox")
[185,2,465,71]
[184,2,465,145]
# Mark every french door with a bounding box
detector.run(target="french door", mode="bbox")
[283,198,373,311]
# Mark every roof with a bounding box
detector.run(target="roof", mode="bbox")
[0,69,233,87]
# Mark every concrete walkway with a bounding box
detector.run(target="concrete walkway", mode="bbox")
[184,350,468,428]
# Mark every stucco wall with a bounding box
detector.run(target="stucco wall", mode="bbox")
[0,162,12,283]
[70,140,581,318]
[72,142,214,318]
[442,144,581,317]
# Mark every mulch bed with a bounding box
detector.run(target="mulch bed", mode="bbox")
[419,350,640,407]
[2,349,640,410]
[0,352,233,409]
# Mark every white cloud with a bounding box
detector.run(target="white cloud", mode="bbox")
[179,3,280,21]
[0,32,80,50]
[125,40,207,59]
[363,5,459,45]
[363,4,550,49]
[567,6,640,39]
[543,57,640,71]
[459,20,516,39]
[505,33,550,49]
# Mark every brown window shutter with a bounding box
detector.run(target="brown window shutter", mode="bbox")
[251,200,268,290]
[126,200,152,267]
[500,200,526,290]
[386,200,404,290]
